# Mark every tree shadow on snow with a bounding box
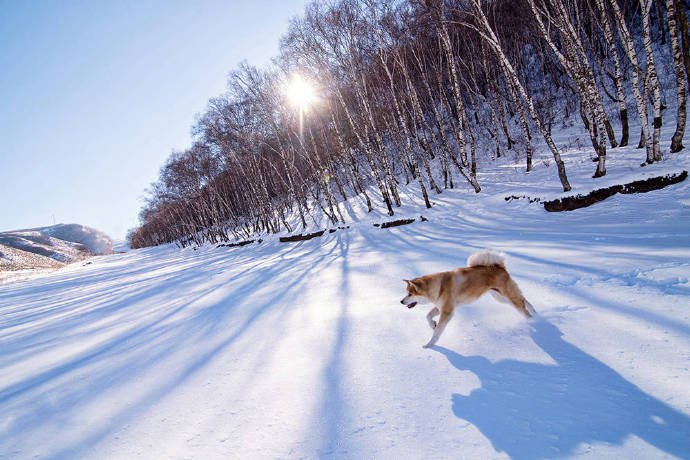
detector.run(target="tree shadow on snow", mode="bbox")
[433,318,690,459]
[315,232,352,457]
[0,238,342,458]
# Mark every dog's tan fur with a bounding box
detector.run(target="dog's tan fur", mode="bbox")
[401,251,535,348]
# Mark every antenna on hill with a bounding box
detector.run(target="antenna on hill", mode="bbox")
[52,214,56,225]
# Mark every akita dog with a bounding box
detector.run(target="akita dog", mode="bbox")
[401,251,535,348]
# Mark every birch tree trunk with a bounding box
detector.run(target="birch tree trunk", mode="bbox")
[438,10,474,175]
[526,0,610,176]
[466,0,571,191]
[383,113,432,208]
[412,47,455,187]
[355,71,401,207]
[307,126,341,223]
[504,72,533,171]
[553,0,618,149]
[640,0,663,162]
[595,0,630,147]
[608,0,654,161]
[667,0,687,152]
[336,88,394,215]
[676,0,690,92]
[328,108,370,206]
[494,87,515,151]
[377,48,432,205]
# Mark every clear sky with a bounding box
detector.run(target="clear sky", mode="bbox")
[0,0,310,240]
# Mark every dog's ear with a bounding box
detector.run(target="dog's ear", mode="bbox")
[405,279,421,292]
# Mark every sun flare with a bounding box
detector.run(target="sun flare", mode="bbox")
[285,73,317,110]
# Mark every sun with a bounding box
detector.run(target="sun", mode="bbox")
[285,73,317,111]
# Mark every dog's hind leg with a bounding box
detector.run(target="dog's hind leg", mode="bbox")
[423,308,453,348]
[524,299,536,316]
[426,307,440,329]
[489,288,511,304]
[500,279,534,318]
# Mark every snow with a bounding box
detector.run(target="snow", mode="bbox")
[39,224,113,255]
[0,224,113,277]
[1,142,690,459]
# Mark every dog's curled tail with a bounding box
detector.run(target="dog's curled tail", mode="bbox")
[467,250,506,268]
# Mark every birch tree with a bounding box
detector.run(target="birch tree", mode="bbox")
[608,0,654,162]
[463,0,572,191]
[666,0,687,152]
[640,0,663,163]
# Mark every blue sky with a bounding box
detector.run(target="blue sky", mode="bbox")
[0,0,310,240]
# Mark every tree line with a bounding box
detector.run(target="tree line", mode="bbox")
[129,0,689,249]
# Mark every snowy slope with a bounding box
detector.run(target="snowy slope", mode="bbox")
[1,143,690,459]
[40,224,113,255]
[0,224,112,275]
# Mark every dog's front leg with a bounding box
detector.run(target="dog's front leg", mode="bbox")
[423,309,453,348]
[426,307,439,329]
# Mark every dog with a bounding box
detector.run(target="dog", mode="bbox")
[401,250,535,348]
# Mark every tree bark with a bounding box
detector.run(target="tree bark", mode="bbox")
[466,0,571,191]
[609,0,654,161]
[667,0,687,152]
[595,0,630,146]
[640,0,663,162]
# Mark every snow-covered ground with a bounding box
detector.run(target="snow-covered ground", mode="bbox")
[1,140,689,459]
[41,224,113,255]
[0,224,113,277]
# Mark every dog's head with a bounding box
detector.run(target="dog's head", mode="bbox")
[401,278,427,309]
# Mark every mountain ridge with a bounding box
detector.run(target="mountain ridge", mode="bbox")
[0,223,113,273]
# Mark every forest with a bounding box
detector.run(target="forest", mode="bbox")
[128,0,690,248]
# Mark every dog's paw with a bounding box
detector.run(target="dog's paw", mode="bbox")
[422,343,433,349]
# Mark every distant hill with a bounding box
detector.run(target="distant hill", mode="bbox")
[0,224,113,272]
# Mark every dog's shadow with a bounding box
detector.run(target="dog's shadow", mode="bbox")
[432,318,690,459]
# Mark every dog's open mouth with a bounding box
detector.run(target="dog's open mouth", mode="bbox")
[407,301,417,309]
